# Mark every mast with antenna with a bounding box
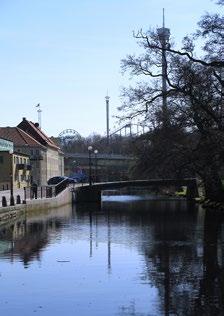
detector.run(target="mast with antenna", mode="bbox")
[36,103,42,129]
[157,9,170,127]
[105,92,110,145]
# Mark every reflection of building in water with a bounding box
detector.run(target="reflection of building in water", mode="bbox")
[13,222,49,266]
[0,241,12,254]
[0,213,67,267]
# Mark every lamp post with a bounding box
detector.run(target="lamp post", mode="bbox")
[88,146,93,186]
[94,149,98,183]
[9,150,15,206]
[72,160,77,175]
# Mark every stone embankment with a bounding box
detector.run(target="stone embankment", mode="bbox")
[0,187,72,224]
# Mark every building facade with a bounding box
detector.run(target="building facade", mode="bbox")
[0,118,64,187]
[0,151,31,190]
[17,118,64,184]
[0,127,47,186]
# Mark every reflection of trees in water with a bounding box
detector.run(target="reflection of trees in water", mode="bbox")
[192,210,224,316]
[118,202,224,316]
[141,202,201,315]
[139,205,224,316]
[75,200,224,315]
[1,200,221,314]
[75,200,200,314]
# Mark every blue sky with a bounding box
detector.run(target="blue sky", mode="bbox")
[0,0,220,137]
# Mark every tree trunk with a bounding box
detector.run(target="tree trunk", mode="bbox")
[202,165,224,202]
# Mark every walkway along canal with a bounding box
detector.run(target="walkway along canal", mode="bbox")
[0,185,72,224]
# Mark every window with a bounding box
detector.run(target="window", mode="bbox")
[0,156,3,164]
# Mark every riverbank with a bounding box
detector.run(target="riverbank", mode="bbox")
[0,187,72,224]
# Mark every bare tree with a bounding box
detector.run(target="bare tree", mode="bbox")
[121,2,224,201]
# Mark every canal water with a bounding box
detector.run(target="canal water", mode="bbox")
[0,194,223,316]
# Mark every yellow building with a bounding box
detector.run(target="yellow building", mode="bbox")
[0,118,64,186]
[0,151,31,190]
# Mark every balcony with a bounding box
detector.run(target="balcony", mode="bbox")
[16,163,25,170]
[16,164,32,171]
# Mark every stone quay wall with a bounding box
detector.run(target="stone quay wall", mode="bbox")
[0,187,72,224]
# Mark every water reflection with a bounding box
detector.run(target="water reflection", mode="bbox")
[75,199,202,315]
[195,210,224,315]
[0,206,72,267]
[0,196,223,315]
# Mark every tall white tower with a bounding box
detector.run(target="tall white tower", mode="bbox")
[157,9,170,127]
[36,104,42,129]
[105,94,110,144]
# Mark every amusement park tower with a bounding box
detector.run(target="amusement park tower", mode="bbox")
[105,93,110,145]
[157,9,170,127]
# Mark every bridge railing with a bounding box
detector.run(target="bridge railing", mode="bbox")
[23,178,70,201]
[23,185,55,200]
[74,178,199,203]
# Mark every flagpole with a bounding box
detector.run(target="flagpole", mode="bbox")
[36,104,42,129]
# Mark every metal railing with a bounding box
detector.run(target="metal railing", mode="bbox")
[1,178,71,207]
[24,185,55,200]
[24,178,70,201]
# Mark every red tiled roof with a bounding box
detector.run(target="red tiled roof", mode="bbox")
[17,119,60,150]
[28,120,59,149]
[0,127,45,148]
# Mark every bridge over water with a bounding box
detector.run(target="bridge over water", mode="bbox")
[73,178,199,203]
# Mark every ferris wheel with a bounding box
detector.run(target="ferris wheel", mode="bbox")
[58,129,82,142]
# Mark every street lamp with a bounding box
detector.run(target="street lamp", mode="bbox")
[72,160,77,174]
[94,149,98,183]
[88,146,93,185]
[9,150,15,206]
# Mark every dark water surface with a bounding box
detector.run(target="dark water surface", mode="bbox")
[0,195,224,316]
